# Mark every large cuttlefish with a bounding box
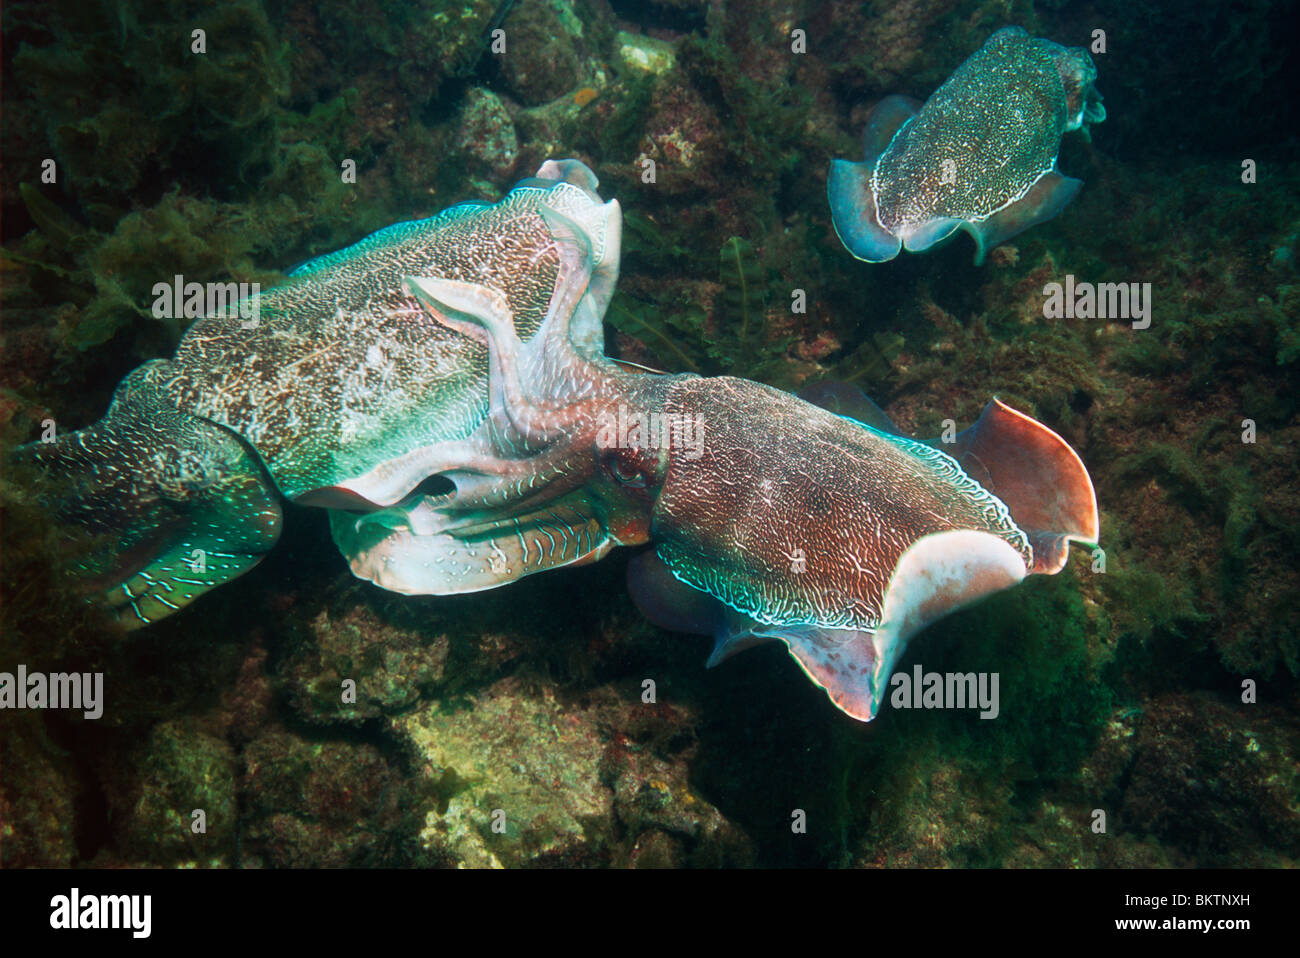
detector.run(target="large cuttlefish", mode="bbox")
[829,26,1105,264]
[14,159,1098,722]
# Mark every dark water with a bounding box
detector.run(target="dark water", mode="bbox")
[0,0,1297,874]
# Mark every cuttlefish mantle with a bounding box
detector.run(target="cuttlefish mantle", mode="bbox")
[829,26,1106,265]
[626,380,1099,723]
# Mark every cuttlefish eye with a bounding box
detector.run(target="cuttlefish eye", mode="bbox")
[601,449,651,488]
[410,474,456,498]
[608,456,647,487]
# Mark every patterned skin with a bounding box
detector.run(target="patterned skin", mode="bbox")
[15,159,1099,722]
[17,160,621,625]
[829,26,1105,264]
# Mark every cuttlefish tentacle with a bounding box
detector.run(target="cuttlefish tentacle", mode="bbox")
[332,201,621,533]
[336,176,653,598]
[332,485,617,596]
[405,206,626,448]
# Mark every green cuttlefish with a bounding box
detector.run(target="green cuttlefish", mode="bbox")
[829,26,1106,264]
[14,159,1099,722]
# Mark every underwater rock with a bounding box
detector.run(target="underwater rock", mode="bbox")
[497,0,586,106]
[393,678,617,867]
[606,731,755,866]
[278,597,451,724]
[391,678,751,867]
[0,714,82,867]
[625,829,686,868]
[241,730,428,867]
[98,718,238,866]
[455,88,520,182]
[628,73,725,195]
[827,0,964,88]
[1120,692,1300,865]
[301,0,499,112]
[829,27,1104,264]
[856,759,1011,868]
[616,31,677,76]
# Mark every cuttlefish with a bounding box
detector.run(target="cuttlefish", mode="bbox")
[829,26,1105,264]
[15,159,1099,722]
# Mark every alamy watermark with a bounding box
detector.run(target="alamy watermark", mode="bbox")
[50,888,150,938]
[595,404,705,460]
[1042,274,1151,329]
[0,666,103,719]
[889,664,999,719]
[152,274,261,329]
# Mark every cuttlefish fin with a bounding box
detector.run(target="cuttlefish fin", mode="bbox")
[627,548,728,637]
[828,160,901,263]
[11,363,282,629]
[801,384,1098,576]
[626,548,773,666]
[925,398,1099,573]
[797,381,902,435]
[828,95,920,263]
[963,169,1082,265]
[631,524,1030,723]
[536,158,601,191]
[750,529,1029,721]
[862,95,924,157]
[627,549,806,668]
[901,216,963,253]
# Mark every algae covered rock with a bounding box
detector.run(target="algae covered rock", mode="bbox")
[455,87,519,182]
[0,713,82,867]
[1119,692,1300,866]
[98,718,238,866]
[394,677,617,867]
[392,677,753,867]
[240,729,430,867]
[278,598,451,724]
[497,0,587,105]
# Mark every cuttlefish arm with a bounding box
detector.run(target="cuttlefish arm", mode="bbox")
[331,180,678,599]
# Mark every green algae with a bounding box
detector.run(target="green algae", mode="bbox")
[609,230,797,383]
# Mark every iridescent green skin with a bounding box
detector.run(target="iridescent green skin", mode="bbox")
[157,180,607,500]
[648,376,1030,630]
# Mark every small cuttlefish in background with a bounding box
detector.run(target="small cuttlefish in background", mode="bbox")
[829,26,1105,264]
